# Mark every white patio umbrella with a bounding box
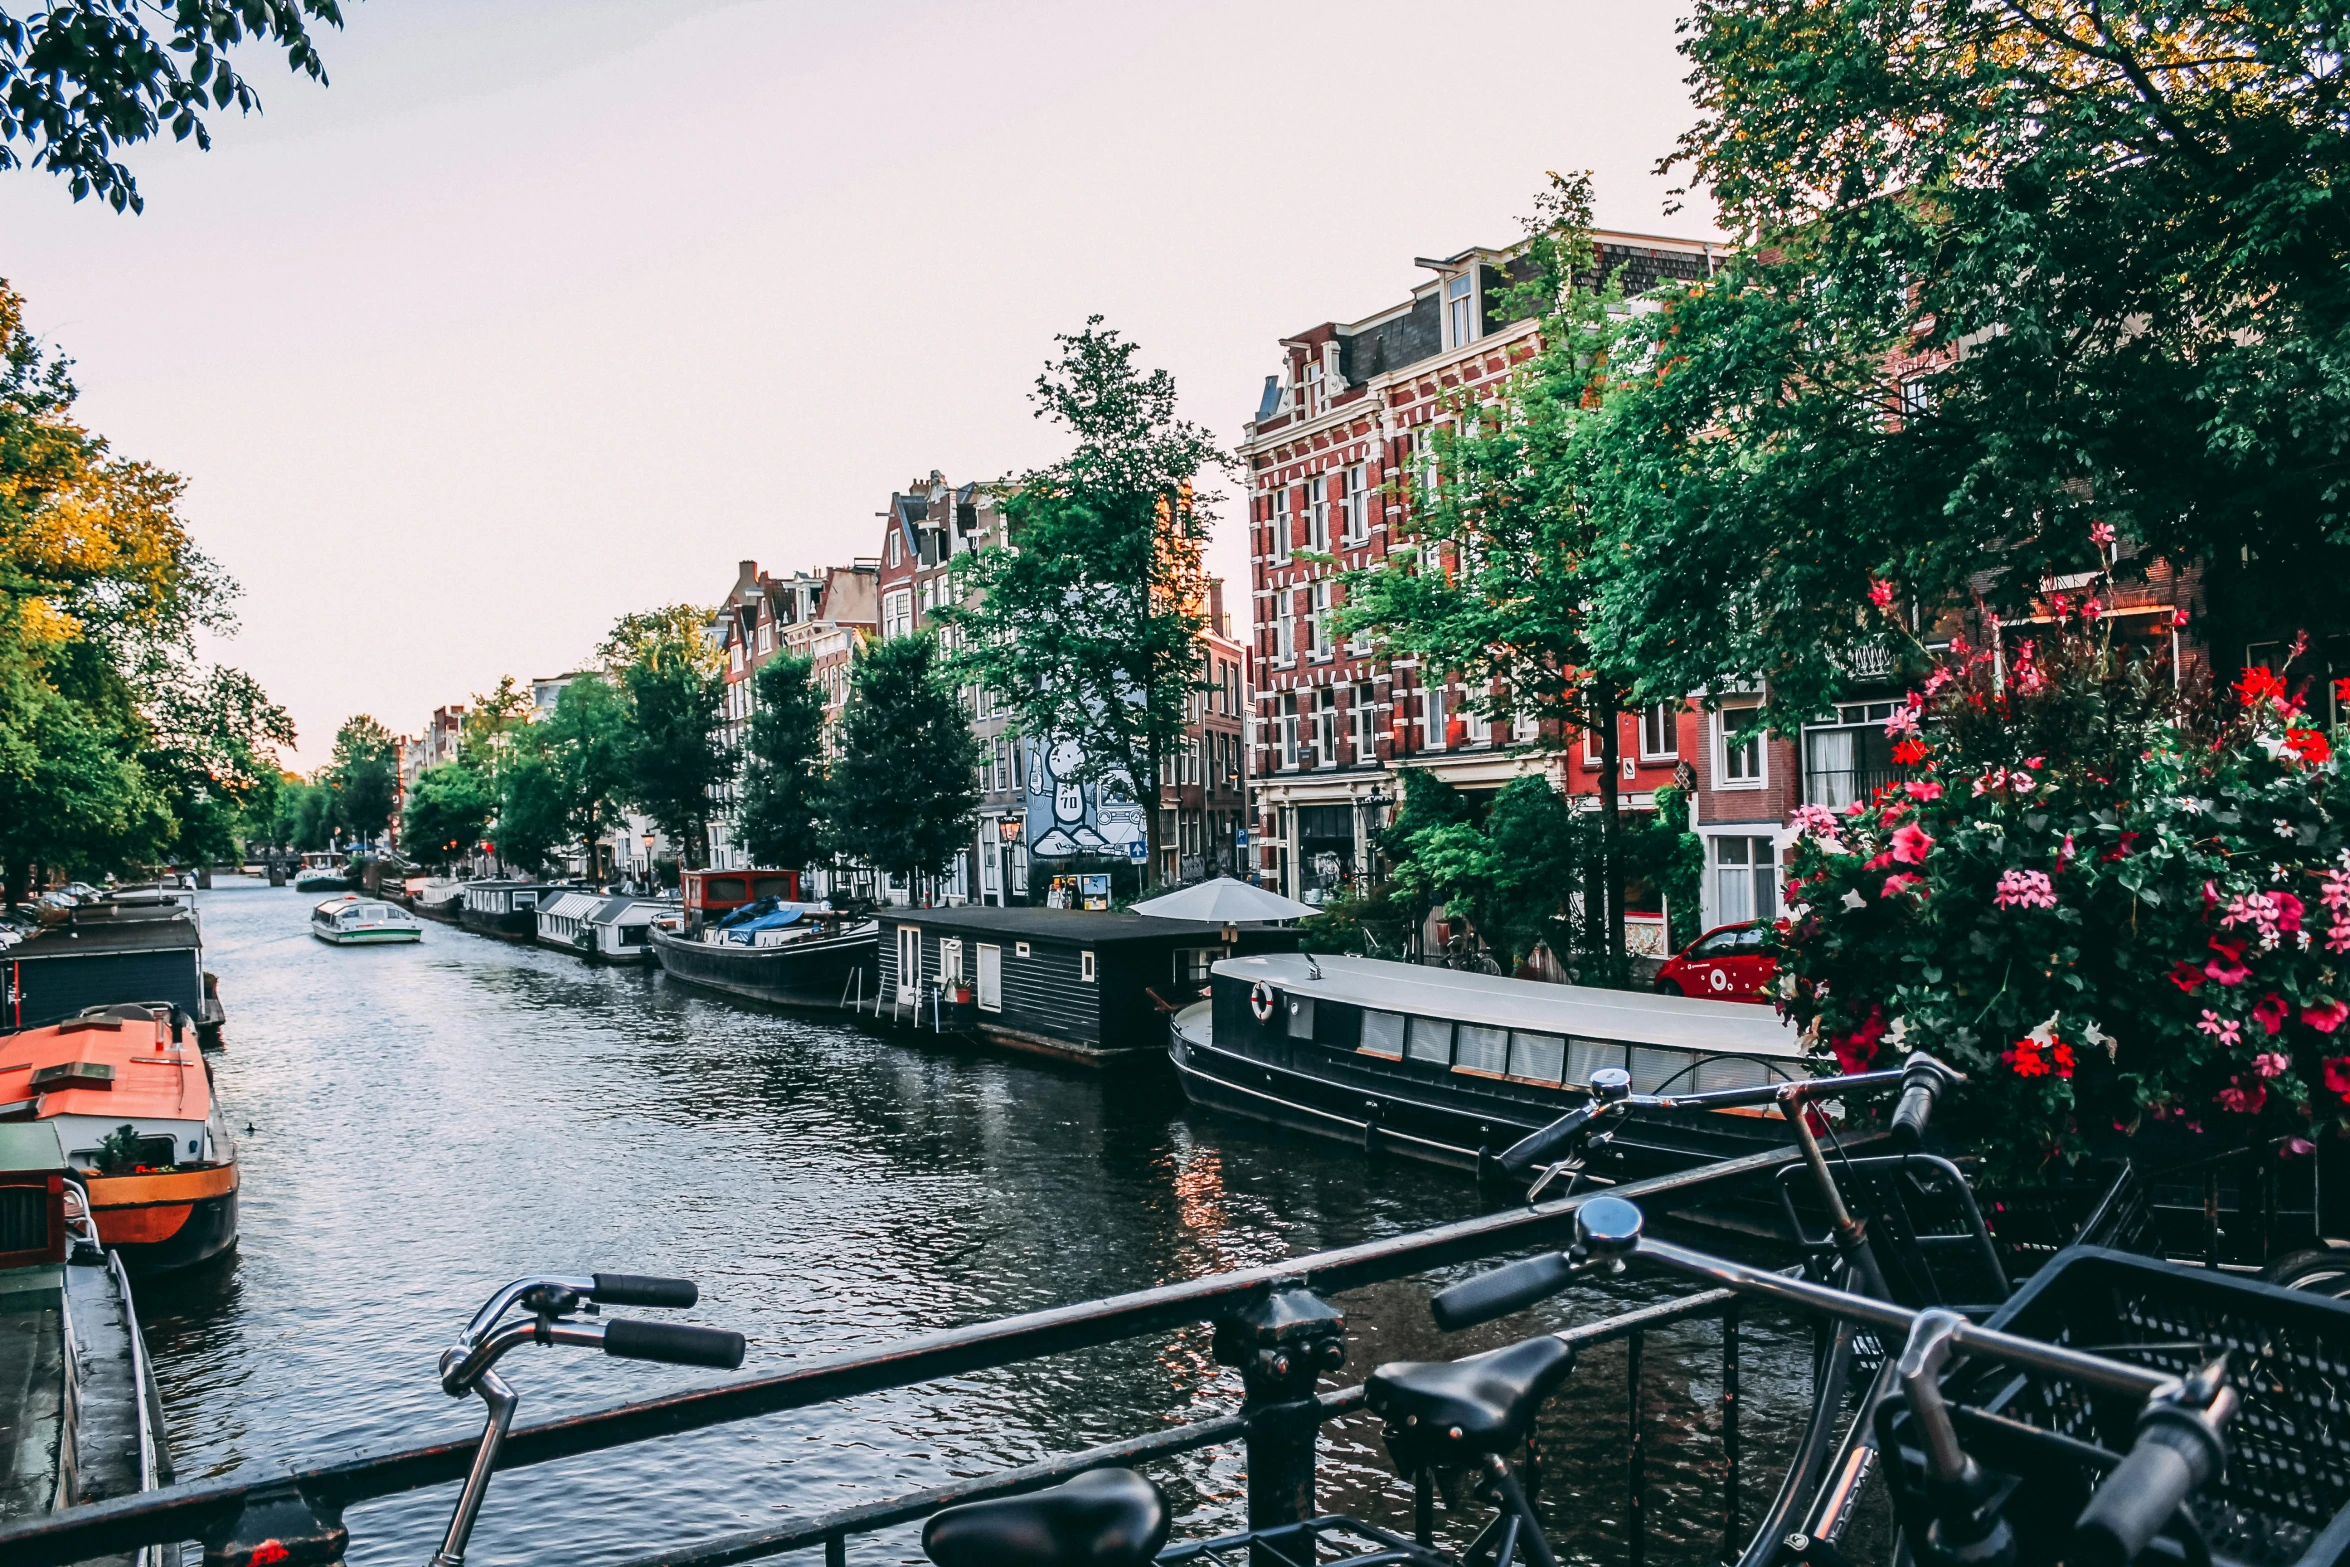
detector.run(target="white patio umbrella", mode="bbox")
[1130,876,1316,924]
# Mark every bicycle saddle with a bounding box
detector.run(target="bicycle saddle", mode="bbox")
[1366,1335,1577,1461]
[923,1468,1171,1567]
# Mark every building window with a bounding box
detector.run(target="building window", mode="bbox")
[1341,464,1368,544]
[1352,684,1375,760]
[1425,684,1447,746]
[887,530,902,567]
[1447,273,1476,348]
[1281,692,1299,768]
[883,590,912,639]
[1719,705,1764,786]
[1309,581,1332,658]
[1309,480,1330,553]
[1315,688,1337,763]
[1276,594,1296,665]
[1712,836,1780,925]
[1269,487,1291,563]
[1640,702,1677,760]
[1303,357,1324,417]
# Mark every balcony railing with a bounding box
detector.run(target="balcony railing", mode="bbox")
[1802,765,1907,809]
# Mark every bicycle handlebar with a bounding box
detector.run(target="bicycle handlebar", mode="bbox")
[592,1273,699,1308]
[2072,1397,2235,1567]
[1889,1053,1961,1149]
[603,1317,746,1369]
[1431,1251,1579,1330]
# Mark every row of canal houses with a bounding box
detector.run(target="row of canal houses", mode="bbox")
[401,217,2306,934]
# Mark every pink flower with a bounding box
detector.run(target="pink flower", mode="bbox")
[1882,873,1923,898]
[1992,869,2056,910]
[2285,1137,2317,1158]
[2253,1052,2290,1078]
[2089,520,2115,545]
[2204,936,2252,986]
[2254,992,2291,1035]
[1868,578,1896,609]
[1789,805,1846,845]
[1890,824,1934,866]
[2198,1010,2242,1047]
[2304,1000,2348,1034]
[2216,1079,2267,1115]
[1905,779,1943,801]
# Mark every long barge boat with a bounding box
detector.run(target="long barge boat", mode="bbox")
[1171,952,1809,1193]
[650,914,879,1007]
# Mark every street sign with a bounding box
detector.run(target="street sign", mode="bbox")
[1235,828,1249,847]
[1127,840,1147,862]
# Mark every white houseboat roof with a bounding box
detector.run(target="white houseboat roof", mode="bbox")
[538,892,602,921]
[587,897,671,927]
[1214,952,1800,1058]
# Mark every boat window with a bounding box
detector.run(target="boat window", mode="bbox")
[1567,1038,1622,1085]
[1510,1032,1566,1084]
[1697,1054,1774,1092]
[1631,1045,1699,1093]
[1454,1024,1509,1075]
[1359,1010,1406,1059]
[709,877,748,902]
[939,939,963,983]
[1406,1017,1452,1064]
[752,877,794,900]
[362,905,388,920]
[1174,947,1224,986]
[514,892,538,909]
[1313,1001,1361,1051]
[1080,950,1096,983]
[1285,995,1315,1039]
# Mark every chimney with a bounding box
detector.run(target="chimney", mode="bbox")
[1208,578,1228,639]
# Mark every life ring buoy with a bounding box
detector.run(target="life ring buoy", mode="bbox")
[1250,981,1277,1023]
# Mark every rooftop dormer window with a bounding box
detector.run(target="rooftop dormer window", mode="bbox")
[1447,273,1477,349]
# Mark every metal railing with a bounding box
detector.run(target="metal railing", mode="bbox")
[0,1146,1808,1567]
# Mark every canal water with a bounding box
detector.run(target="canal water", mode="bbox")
[137,877,1829,1567]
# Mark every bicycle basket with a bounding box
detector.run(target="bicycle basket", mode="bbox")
[1882,1246,2350,1567]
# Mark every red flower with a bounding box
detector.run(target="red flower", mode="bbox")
[2100,831,2140,863]
[2305,1000,2349,1035]
[2286,728,2333,765]
[2168,961,2206,994]
[2204,952,2253,987]
[1831,1006,1886,1073]
[2326,1056,2350,1099]
[2051,1041,2075,1078]
[1890,823,1934,866]
[2236,666,2287,707]
[2254,993,2290,1036]
[2216,1079,2267,1115]
[1890,737,1928,766]
[2004,1039,2052,1078]
[2336,676,2350,707]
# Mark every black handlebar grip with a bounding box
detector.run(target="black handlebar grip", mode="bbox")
[1431,1252,1576,1331]
[602,1317,746,1370]
[1497,1104,1599,1175]
[591,1273,699,1308]
[1889,1082,1939,1148]
[2073,1407,2225,1567]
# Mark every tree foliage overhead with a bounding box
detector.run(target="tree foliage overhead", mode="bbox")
[941,318,1221,885]
[400,761,487,871]
[1594,0,2350,718]
[538,674,629,875]
[737,652,828,872]
[830,635,978,889]
[603,606,727,868]
[326,712,397,842]
[2,1,348,212]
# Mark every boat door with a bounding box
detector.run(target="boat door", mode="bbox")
[975,943,1001,1013]
[896,925,921,1003]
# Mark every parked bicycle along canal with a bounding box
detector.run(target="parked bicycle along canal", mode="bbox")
[138,877,1827,1567]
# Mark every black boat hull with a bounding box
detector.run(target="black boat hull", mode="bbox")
[651,922,878,1008]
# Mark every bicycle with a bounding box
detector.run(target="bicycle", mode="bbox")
[428,1272,746,1567]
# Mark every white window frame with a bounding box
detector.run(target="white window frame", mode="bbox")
[1269,487,1291,564]
[975,943,1002,1011]
[1446,273,1477,349]
[1281,693,1299,768]
[1275,594,1296,666]
[1717,705,1766,788]
[1315,688,1337,763]
[1425,684,1448,746]
[1639,702,1678,761]
[1341,464,1368,544]
[1308,480,1330,554]
[1080,949,1097,983]
[1352,685,1375,760]
[883,589,912,639]
[1309,581,1332,659]
[938,937,963,984]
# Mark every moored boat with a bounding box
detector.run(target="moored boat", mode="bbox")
[650,907,878,1007]
[0,1004,238,1272]
[1171,951,1808,1192]
[310,894,422,945]
[290,852,351,893]
[457,879,560,940]
[2,894,222,1047]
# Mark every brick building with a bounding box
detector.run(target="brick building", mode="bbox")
[1238,231,1723,907]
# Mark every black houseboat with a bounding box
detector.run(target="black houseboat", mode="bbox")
[650,909,879,1007]
[457,880,560,940]
[875,907,1300,1067]
[3,894,224,1046]
[1172,952,1806,1184]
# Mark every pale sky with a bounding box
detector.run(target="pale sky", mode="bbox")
[2,0,1718,769]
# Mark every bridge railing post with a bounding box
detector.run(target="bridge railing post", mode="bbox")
[1212,1282,1346,1559]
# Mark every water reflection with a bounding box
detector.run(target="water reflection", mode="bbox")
[132,879,1818,1567]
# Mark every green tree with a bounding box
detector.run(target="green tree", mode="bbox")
[939,319,1221,887]
[1,2,346,212]
[830,635,979,895]
[493,742,568,878]
[1340,171,1642,974]
[458,676,533,784]
[1591,1,2350,719]
[144,664,295,867]
[539,674,630,880]
[737,652,829,871]
[400,762,490,871]
[326,713,399,845]
[605,608,728,868]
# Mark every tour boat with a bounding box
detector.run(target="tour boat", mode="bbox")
[291,853,351,893]
[649,904,879,1007]
[1170,952,1810,1193]
[310,895,422,945]
[0,1004,239,1271]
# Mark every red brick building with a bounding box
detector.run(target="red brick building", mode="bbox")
[1237,232,1723,910]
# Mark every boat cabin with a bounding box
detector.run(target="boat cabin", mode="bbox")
[534,891,601,949]
[2,905,205,1034]
[681,869,803,931]
[878,907,1300,1066]
[584,896,671,962]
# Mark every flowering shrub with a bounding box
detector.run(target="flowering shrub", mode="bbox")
[1774,615,2350,1182]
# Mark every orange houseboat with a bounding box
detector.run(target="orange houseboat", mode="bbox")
[0,1003,238,1271]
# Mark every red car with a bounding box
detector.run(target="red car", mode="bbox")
[1656,921,1775,1003]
